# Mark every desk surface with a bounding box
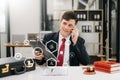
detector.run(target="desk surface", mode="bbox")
[1,66,120,80]
[5,43,31,47]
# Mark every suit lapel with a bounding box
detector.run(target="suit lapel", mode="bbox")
[69,36,75,65]
[69,36,74,52]
[52,32,59,57]
[53,32,59,43]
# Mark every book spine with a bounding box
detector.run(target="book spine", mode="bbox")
[95,66,120,73]
[94,64,120,68]
[94,62,120,68]
[94,64,110,68]
[95,66,111,73]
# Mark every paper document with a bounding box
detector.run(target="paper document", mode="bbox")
[43,67,68,76]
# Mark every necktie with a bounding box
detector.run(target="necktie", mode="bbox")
[57,38,66,66]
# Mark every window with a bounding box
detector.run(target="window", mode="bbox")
[0,0,7,33]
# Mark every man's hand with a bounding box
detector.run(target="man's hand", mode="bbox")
[71,28,79,45]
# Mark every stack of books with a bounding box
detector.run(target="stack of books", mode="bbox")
[94,60,120,73]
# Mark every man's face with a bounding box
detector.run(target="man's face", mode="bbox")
[60,19,76,37]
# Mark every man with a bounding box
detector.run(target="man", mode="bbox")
[35,11,90,66]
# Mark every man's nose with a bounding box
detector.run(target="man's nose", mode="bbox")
[64,25,69,29]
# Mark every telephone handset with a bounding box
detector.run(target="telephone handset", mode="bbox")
[71,32,74,38]
[71,29,74,38]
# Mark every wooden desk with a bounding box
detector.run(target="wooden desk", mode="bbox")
[5,43,31,57]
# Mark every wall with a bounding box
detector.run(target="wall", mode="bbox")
[0,0,7,58]
[9,0,41,36]
[0,34,7,57]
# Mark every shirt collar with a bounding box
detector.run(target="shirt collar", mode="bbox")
[59,32,70,41]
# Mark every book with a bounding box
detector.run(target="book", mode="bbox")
[95,66,120,73]
[94,60,120,68]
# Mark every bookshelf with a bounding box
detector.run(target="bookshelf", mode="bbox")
[74,10,104,60]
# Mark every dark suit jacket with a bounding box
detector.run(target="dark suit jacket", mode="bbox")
[35,32,90,66]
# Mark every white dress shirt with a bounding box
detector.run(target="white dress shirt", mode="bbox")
[58,33,71,66]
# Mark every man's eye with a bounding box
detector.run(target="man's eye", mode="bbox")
[69,24,73,27]
[63,22,67,25]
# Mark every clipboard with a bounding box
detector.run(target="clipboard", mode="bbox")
[30,40,58,61]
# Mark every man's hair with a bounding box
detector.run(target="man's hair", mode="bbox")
[61,11,78,24]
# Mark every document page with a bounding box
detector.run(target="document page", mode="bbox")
[43,67,68,76]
